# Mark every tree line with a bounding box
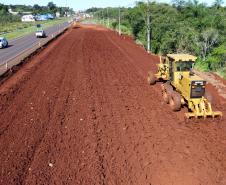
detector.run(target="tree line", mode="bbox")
[0,2,73,23]
[87,0,226,77]
[0,4,20,23]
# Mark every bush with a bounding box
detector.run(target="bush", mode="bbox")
[195,58,210,72]
[216,68,226,79]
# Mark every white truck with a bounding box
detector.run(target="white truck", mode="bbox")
[35,30,46,38]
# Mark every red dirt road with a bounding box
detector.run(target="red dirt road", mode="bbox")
[1,26,226,185]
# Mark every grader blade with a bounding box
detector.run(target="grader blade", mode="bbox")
[185,98,223,120]
[185,111,223,119]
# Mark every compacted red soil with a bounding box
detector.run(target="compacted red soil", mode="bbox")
[0,25,226,185]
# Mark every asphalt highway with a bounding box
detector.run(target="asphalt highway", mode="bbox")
[0,21,69,65]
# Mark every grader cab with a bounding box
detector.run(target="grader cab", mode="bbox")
[148,54,222,119]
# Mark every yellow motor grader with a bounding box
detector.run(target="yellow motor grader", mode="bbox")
[148,54,223,119]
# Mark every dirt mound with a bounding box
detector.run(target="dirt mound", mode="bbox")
[0,25,226,185]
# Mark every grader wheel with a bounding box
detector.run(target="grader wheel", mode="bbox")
[169,92,181,111]
[163,91,169,104]
[164,83,173,93]
[161,83,173,104]
[147,71,156,85]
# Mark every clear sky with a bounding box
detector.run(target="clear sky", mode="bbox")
[0,0,224,11]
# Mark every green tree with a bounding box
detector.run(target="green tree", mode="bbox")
[89,1,226,75]
[47,2,57,13]
[196,29,218,60]
[213,0,224,9]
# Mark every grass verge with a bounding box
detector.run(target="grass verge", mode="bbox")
[0,17,69,40]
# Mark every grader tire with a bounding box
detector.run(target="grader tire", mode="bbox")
[147,71,156,85]
[164,83,173,93]
[162,83,173,104]
[162,90,169,104]
[169,92,181,111]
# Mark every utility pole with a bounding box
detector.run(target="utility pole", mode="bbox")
[107,7,110,27]
[118,7,121,35]
[101,9,104,25]
[147,0,151,53]
[65,0,68,17]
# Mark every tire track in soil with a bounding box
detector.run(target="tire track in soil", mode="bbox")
[0,26,226,185]
[0,28,98,182]
[21,33,83,184]
[25,28,104,185]
[1,54,66,184]
[82,30,177,184]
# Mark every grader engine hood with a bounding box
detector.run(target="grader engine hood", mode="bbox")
[190,80,206,98]
[175,72,206,99]
[183,74,206,99]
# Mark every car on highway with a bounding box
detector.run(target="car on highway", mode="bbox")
[35,30,46,38]
[0,37,8,49]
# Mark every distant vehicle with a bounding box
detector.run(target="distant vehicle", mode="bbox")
[35,14,55,21]
[46,13,55,19]
[35,30,46,38]
[36,15,48,21]
[0,37,8,49]
[21,15,35,22]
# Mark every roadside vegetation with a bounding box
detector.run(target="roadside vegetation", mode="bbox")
[0,4,20,24]
[0,2,73,39]
[86,0,226,78]
[0,18,69,40]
